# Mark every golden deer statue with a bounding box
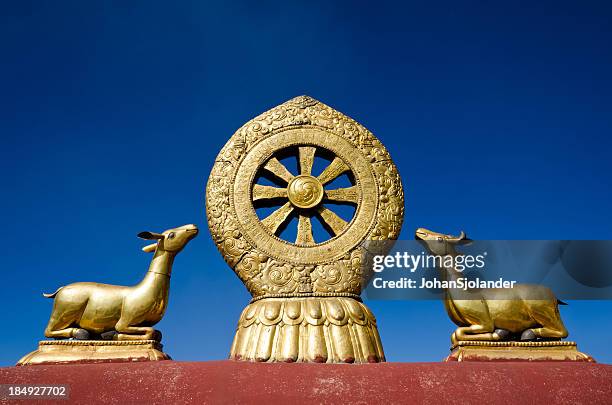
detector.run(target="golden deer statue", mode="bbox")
[415,228,568,344]
[43,224,198,340]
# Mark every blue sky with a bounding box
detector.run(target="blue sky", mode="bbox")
[1,1,611,365]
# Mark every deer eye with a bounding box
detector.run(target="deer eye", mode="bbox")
[167,232,176,239]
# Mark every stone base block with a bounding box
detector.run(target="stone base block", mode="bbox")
[17,340,170,366]
[446,340,595,362]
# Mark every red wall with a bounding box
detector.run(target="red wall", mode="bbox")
[2,361,611,404]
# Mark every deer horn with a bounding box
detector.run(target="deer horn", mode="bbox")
[448,231,466,242]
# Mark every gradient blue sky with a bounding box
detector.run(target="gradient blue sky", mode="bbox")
[1,1,611,366]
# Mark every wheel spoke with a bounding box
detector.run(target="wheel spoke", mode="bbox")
[252,184,288,201]
[325,186,359,204]
[317,206,348,236]
[261,202,294,234]
[317,157,350,185]
[298,146,316,175]
[295,215,315,245]
[263,157,294,183]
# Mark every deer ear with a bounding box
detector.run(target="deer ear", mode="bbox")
[138,231,164,240]
[142,243,158,253]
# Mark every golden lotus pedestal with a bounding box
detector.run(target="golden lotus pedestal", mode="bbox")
[17,340,170,366]
[230,297,385,364]
[446,341,595,362]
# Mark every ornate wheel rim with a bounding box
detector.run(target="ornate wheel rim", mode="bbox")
[206,96,404,296]
[233,128,378,265]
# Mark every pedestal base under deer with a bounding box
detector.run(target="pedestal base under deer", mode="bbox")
[446,340,594,362]
[17,339,170,366]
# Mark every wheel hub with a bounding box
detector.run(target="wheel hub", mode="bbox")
[287,175,324,209]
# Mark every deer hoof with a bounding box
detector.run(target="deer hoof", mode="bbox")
[521,329,537,341]
[100,331,118,340]
[151,329,162,342]
[73,329,90,340]
[494,328,510,340]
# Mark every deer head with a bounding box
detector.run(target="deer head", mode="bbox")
[415,227,470,256]
[139,224,199,254]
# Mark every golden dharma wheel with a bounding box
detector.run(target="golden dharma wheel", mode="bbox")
[206,96,404,363]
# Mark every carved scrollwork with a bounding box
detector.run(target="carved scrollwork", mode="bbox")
[206,96,404,298]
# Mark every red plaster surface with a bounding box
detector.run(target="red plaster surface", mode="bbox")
[1,360,611,404]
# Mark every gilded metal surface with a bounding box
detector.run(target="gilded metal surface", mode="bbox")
[446,340,594,362]
[287,175,324,209]
[206,96,404,362]
[42,224,198,341]
[206,96,404,298]
[231,297,384,363]
[415,228,570,345]
[17,340,169,366]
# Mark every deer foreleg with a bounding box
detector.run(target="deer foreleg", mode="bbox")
[114,321,156,340]
[114,317,163,341]
[45,326,90,340]
[453,324,499,342]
